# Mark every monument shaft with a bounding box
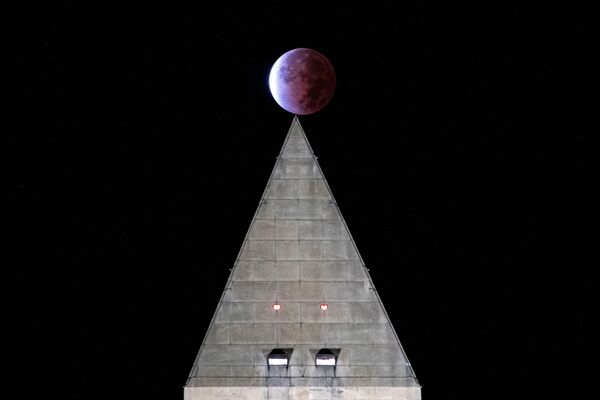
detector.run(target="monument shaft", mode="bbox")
[184,117,421,400]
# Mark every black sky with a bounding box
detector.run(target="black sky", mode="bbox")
[7,2,595,400]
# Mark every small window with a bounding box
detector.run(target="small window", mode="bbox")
[268,348,289,367]
[316,348,337,366]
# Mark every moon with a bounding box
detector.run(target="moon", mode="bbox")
[269,48,336,115]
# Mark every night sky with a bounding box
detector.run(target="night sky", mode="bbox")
[7,3,594,400]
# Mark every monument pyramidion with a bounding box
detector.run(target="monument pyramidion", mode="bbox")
[184,117,421,400]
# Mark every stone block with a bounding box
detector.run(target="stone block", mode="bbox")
[347,281,374,301]
[214,303,230,322]
[297,179,330,199]
[252,346,271,366]
[373,386,395,400]
[248,220,275,240]
[227,302,255,322]
[350,345,405,365]
[230,324,277,344]
[299,261,347,281]
[229,324,255,344]
[299,302,328,323]
[253,324,278,344]
[240,241,275,260]
[372,365,411,378]
[321,261,348,280]
[347,261,368,281]
[322,302,350,323]
[281,135,313,158]
[205,323,230,344]
[287,366,304,376]
[267,386,293,397]
[266,366,289,378]
[192,365,231,378]
[345,377,376,387]
[324,281,374,302]
[298,240,322,260]
[324,220,350,239]
[335,365,373,377]
[372,377,413,387]
[274,159,321,179]
[301,323,324,343]
[255,200,274,220]
[253,302,278,323]
[323,282,350,301]
[265,179,298,199]
[275,199,321,219]
[276,240,299,260]
[230,365,267,378]
[191,377,232,386]
[235,377,268,386]
[298,220,323,240]
[289,386,310,400]
[275,302,300,323]
[372,323,396,344]
[253,261,276,281]
[323,241,359,260]
[275,261,299,281]
[335,346,351,365]
[276,240,321,261]
[323,261,348,281]
[321,200,341,220]
[278,323,302,344]
[287,347,302,365]
[325,323,372,344]
[232,261,253,281]
[229,282,276,302]
[277,281,323,302]
[348,302,387,323]
[198,345,253,365]
[275,220,298,239]
[298,261,321,280]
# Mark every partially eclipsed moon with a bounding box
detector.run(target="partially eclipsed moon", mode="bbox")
[269,48,336,115]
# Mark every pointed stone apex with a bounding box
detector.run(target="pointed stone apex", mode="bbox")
[279,116,314,159]
[280,117,314,159]
[288,116,305,138]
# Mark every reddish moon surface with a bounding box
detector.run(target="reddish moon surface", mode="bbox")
[269,48,336,115]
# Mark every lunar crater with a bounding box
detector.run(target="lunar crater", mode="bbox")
[269,48,336,115]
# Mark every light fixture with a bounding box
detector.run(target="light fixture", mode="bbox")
[268,348,288,367]
[272,303,281,310]
[320,303,328,310]
[316,348,337,366]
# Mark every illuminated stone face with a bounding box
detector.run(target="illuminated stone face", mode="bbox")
[184,117,420,399]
